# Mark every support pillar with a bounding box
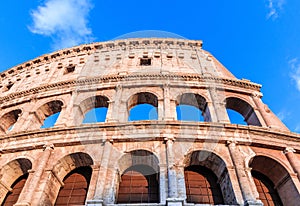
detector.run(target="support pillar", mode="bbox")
[227,141,262,206]
[86,140,112,206]
[15,144,54,206]
[165,137,184,206]
[284,147,300,181]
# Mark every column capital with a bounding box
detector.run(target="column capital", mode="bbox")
[164,136,175,143]
[43,143,54,150]
[226,140,238,147]
[284,147,296,154]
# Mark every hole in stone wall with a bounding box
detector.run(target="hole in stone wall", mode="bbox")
[140,58,151,66]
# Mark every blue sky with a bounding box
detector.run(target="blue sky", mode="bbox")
[1,0,300,132]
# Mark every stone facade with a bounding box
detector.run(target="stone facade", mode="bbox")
[0,38,299,206]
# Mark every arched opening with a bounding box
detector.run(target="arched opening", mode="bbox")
[251,171,282,206]
[117,150,160,203]
[185,165,223,204]
[117,165,159,203]
[184,150,236,204]
[38,100,63,128]
[128,92,158,121]
[250,155,300,205]
[226,97,261,126]
[82,95,109,123]
[176,93,210,122]
[0,109,22,133]
[55,166,92,206]
[0,158,32,205]
[2,174,28,206]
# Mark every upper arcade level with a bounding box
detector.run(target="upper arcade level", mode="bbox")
[0,38,253,96]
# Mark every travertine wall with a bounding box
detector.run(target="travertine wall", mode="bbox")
[0,38,299,206]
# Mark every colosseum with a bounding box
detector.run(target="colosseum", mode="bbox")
[0,36,299,206]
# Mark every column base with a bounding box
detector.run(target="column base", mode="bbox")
[166,198,184,206]
[86,199,104,206]
[244,199,263,206]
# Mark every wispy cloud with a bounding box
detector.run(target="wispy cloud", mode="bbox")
[289,58,300,91]
[29,0,94,50]
[277,110,290,121]
[266,0,285,20]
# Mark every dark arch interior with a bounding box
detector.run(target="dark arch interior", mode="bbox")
[226,97,261,126]
[2,173,29,206]
[184,165,224,204]
[251,170,282,206]
[55,166,92,206]
[1,109,22,131]
[128,92,158,109]
[117,164,159,204]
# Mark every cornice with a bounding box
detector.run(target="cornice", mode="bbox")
[0,121,299,154]
[0,73,261,104]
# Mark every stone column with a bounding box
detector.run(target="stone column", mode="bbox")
[284,147,300,181]
[105,101,115,122]
[87,140,112,206]
[158,99,164,121]
[208,87,229,123]
[86,165,101,200]
[15,144,54,206]
[165,137,184,206]
[163,84,176,120]
[227,141,262,206]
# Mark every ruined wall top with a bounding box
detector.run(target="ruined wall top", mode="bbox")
[0,38,261,96]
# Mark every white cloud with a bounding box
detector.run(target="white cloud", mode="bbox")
[266,0,285,20]
[289,58,300,91]
[29,0,94,50]
[277,110,290,121]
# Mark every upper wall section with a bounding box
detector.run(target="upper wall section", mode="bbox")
[0,38,257,96]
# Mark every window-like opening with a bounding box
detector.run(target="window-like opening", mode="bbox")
[6,83,14,91]
[38,100,63,128]
[184,165,224,204]
[140,58,151,66]
[55,166,92,206]
[82,96,109,123]
[83,107,108,123]
[227,108,247,125]
[128,104,157,121]
[0,109,22,132]
[41,112,60,128]
[176,93,210,122]
[2,173,29,206]
[252,171,282,206]
[64,64,75,74]
[226,97,261,126]
[128,92,158,121]
[176,105,204,121]
[117,165,159,204]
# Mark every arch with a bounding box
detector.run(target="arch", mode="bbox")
[52,152,94,182]
[225,97,261,126]
[184,150,237,205]
[127,92,158,121]
[0,109,22,133]
[0,158,32,205]
[249,155,300,205]
[54,166,92,206]
[36,100,63,128]
[176,93,211,121]
[80,95,109,123]
[117,150,160,203]
[185,165,224,204]
[251,171,283,206]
